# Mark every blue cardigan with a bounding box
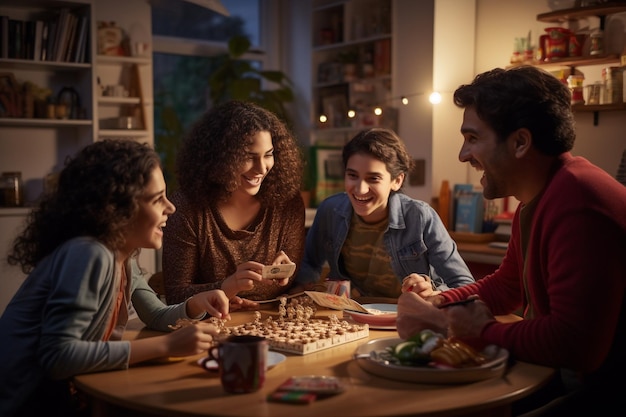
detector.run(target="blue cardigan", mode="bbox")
[0,237,195,416]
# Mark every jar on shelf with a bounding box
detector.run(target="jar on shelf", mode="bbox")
[567,74,585,105]
[1,172,24,207]
[589,31,604,56]
[602,67,624,104]
[544,27,570,61]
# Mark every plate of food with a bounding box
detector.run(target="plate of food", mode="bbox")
[353,336,509,384]
[345,303,397,328]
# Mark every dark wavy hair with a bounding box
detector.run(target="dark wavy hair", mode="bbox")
[453,65,575,155]
[8,140,161,273]
[175,100,303,205]
[342,127,415,191]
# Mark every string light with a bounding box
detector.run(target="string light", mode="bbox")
[318,91,446,125]
[429,91,442,104]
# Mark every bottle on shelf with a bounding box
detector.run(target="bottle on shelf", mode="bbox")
[1,172,24,207]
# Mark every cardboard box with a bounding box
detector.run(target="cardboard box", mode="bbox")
[454,191,484,233]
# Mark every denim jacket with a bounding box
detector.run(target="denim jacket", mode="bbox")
[295,192,474,294]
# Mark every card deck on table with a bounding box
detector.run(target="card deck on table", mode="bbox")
[267,376,344,404]
[261,263,296,279]
[267,390,317,404]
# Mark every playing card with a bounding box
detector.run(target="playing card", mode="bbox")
[262,263,296,279]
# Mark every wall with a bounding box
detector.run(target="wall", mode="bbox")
[432,0,476,198]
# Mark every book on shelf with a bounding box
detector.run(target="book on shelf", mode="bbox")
[1,7,89,64]
[33,20,44,61]
[374,38,391,76]
[72,15,88,62]
[8,19,22,59]
[23,20,35,59]
[0,15,8,59]
[63,13,78,62]
[40,21,49,60]
[44,19,57,61]
[52,8,70,61]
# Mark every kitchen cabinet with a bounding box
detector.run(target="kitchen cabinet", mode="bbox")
[533,2,626,124]
[311,0,395,146]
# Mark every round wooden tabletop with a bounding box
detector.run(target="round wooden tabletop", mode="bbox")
[74,309,554,417]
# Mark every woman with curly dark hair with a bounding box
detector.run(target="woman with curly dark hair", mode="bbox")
[0,140,229,417]
[162,100,305,307]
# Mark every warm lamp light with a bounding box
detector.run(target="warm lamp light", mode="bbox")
[347,109,356,118]
[319,114,328,123]
[374,107,383,116]
[429,92,442,104]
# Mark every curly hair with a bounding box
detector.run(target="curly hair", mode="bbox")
[8,140,161,274]
[342,127,415,191]
[175,100,303,206]
[453,65,575,156]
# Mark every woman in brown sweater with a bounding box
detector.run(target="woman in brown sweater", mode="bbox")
[162,101,305,309]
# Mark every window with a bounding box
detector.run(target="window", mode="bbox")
[151,0,266,190]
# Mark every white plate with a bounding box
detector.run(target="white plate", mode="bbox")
[353,337,509,384]
[198,351,286,371]
[346,303,397,328]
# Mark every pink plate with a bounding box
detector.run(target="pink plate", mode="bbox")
[346,303,397,327]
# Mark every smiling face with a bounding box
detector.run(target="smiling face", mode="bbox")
[345,153,403,224]
[123,167,175,254]
[458,107,515,200]
[235,130,275,197]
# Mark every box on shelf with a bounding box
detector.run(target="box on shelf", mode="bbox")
[454,190,484,233]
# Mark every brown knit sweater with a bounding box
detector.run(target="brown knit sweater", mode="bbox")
[162,192,305,303]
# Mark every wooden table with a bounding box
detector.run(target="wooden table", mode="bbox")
[74,309,554,417]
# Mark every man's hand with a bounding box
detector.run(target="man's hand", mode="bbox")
[396,292,448,339]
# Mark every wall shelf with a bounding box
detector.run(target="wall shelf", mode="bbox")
[537,3,626,23]
[0,117,92,127]
[529,3,626,126]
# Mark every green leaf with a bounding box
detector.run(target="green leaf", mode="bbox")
[228,35,251,58]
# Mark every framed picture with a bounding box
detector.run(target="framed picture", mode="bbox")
[309,146,344,206]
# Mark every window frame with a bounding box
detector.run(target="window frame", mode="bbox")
[151,0,281,72]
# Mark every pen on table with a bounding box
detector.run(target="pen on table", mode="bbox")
[437,298,477,309]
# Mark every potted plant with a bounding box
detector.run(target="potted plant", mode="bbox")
[208,35,294,126]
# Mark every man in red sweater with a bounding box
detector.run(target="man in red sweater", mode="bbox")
[396,65,626,416]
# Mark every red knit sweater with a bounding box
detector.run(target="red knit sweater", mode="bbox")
[442,153,626,380]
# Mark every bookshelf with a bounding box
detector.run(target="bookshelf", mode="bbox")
[0,0,154,204]
[0,0,155,314]
[311,0,395,147]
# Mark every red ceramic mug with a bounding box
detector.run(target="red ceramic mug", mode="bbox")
[203,335,268,394]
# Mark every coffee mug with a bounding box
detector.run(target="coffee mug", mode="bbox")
[202,335,268,393]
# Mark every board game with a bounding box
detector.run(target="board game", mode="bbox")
[208,295,369,355]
